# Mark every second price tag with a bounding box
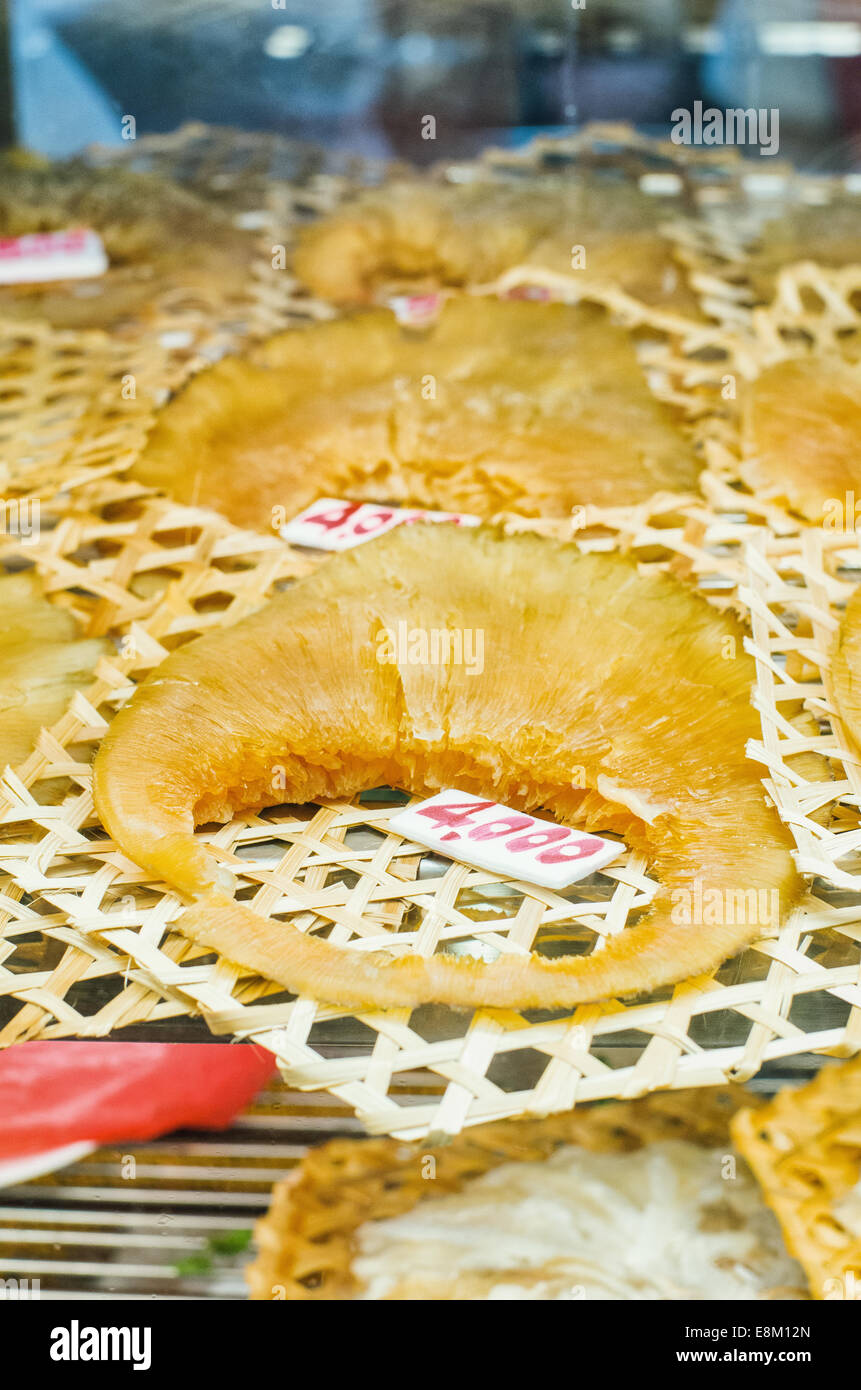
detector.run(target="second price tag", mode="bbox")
[280,499,479,551]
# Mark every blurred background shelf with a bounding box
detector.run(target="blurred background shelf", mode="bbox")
[2,0,860,169]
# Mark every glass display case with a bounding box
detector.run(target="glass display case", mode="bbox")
[0,0,860,1313]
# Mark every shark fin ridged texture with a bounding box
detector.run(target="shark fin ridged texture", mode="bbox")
[93,525,801,1010]
[132,299,700,530]
[292,177,700,315]
[742,357,861,523]
[0,571,108,771]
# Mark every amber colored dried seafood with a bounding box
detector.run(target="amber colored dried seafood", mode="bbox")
[0,571,107,770]
[92,525,801,1011]
[741,356,861,523]
[292,176,700,314]
[132,299,701,530]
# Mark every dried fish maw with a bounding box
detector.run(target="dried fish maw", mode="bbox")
[293,177,698,315]
[0,571,107,769]
[92,525,801,1010]
[741,357,861,523]
[132,299,700,529]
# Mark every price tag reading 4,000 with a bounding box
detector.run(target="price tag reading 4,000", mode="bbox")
[388,791,621,891]
[280,499,480,551]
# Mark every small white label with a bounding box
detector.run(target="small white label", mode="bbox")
[639,172,683,195]
[741,173,790,198]
[0,229,108,285]
[159,329,195,350]
[280,498,479,551]
[234,209,269,230]
[389,790,621,890]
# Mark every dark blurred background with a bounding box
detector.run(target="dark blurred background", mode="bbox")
[1,0,860,168]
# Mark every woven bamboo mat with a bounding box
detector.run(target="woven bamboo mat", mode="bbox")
[667,178,861,339]
[0,125,859,1139]
[743,528,861,900]
[0,321,169,505]
[732,1056,861,1299]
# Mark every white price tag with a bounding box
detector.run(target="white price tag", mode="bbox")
[280,499,479,551]
[0,229,108,285]
[389,790,621,890]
